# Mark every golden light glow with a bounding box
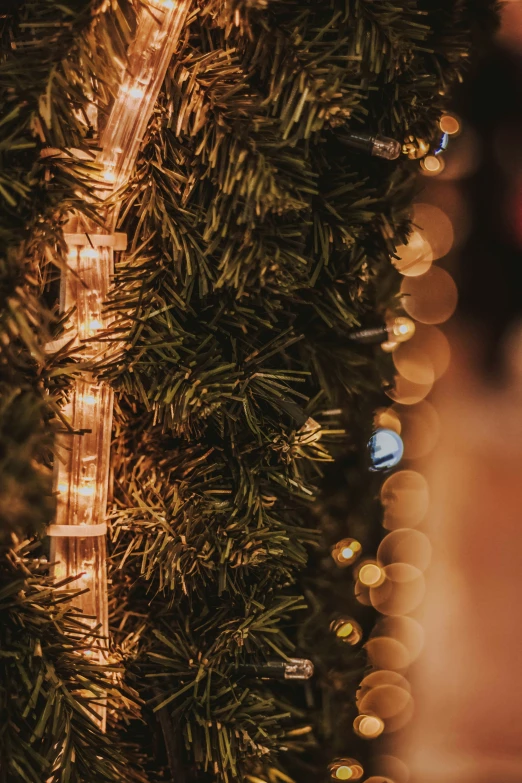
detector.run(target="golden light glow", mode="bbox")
[377,529,432,572]
[361,777,395,783]
[102,168,116,183]
[50,0,192,736]
[380,470,430,530]
[329,760,364,781]
[332,538,362,567]
[372,616,425,665]
[364,637,411,670]
[440,114,461,135]
[375,754,410,783]
[369,563,426,616]
[387,317,416,343]
[358,562,385,587]
[392,400,440,460]
[353,714,385,739]
[411,203,454,260]
[79,247,100,261]
[359,683,413,722]
[393,230,433,277]
[420,155,445,176]
[373,407,401,435]
[381,340,399,353]
[330,618,363,645]
[401,266,458,325]
[386,374,433,406]
[357,671,411,707]
[393,323,450,385]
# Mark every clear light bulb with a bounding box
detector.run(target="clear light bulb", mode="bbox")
[353,713,385,739]
[358,562,386,587]
[329,760,364,781]
[330,618,363,645]
[386,317,416,343]
[332,538,362,567]
[284,658,314,680]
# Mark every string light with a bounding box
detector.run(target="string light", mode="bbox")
[420,155,445,176]
[439,113,461,136]
[353,714,385,739]
[357,562,386,587]
[330,618,363,645]
[331,538,362,567]
[329,760,364,781]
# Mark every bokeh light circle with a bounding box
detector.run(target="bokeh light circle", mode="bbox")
[378,529,432,572]
[371,616,425,665]
[386,375,433,405]
[370,563,426,616]
[412,203,454,260]
[393,231,433,277]
[393,323,451,384]
[380,470,430,530]
[392,401,441,460]
[401,266,458,325]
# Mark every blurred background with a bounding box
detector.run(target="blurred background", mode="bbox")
[363,3,522,782]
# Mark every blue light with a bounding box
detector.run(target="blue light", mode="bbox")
[368,428,404,471]
[434,132,449,156]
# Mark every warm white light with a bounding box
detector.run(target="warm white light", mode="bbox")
[103,169,116,183]
[82,394,97,405]
[88,318,103,332]
[58,483,68,493]
[78,486,95,497]
[79,247,99,261]
[127,86,145,99]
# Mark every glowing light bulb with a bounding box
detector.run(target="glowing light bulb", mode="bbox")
[329,760,364,781]
[332,538,362,567]
[161,0,175,7]
[82,394,97,405]
[88,318,103,332]
[439,114,461,136]
[353,714,385,739]
[58,483,68,493]
[330,618,363,645]
[79,247,99,261]
[381,340,399,353]
[387,317,415,343]
[103,168,116,183]
[78,486,95,497]
[358,562,386,587]
[420,155,445,176]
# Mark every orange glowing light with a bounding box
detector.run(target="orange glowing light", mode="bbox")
[330,618,363,645]
[420,155,445,176]
[358,562,386,587]
[386,375,433,406]
[393,230,433,277]
[370,563,426,616]
[380,470,430,530]
[440,114,461,135]
[374,408,401,435]
[353,714,385,739]
[332,538,362,567]
[401,266,458,325]
[412,203,454,260]
[391,400,440,460]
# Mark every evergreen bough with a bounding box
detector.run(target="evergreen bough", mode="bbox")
[0,1,497,781]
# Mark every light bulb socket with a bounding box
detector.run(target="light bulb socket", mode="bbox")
[342,131,401,160]
[348,325,388,345]
[239,657,314,680]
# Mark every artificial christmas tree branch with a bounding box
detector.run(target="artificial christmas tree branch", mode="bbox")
[1,1,498,782]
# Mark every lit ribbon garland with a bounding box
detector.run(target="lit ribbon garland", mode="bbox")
[49,0,190,729]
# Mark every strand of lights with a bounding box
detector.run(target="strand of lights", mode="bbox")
[49,0,190,731]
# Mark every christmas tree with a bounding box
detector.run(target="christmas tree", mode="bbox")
[0,1,496,782]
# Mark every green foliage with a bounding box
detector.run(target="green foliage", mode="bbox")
[0,0,497,782]
[0,540,145,783]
